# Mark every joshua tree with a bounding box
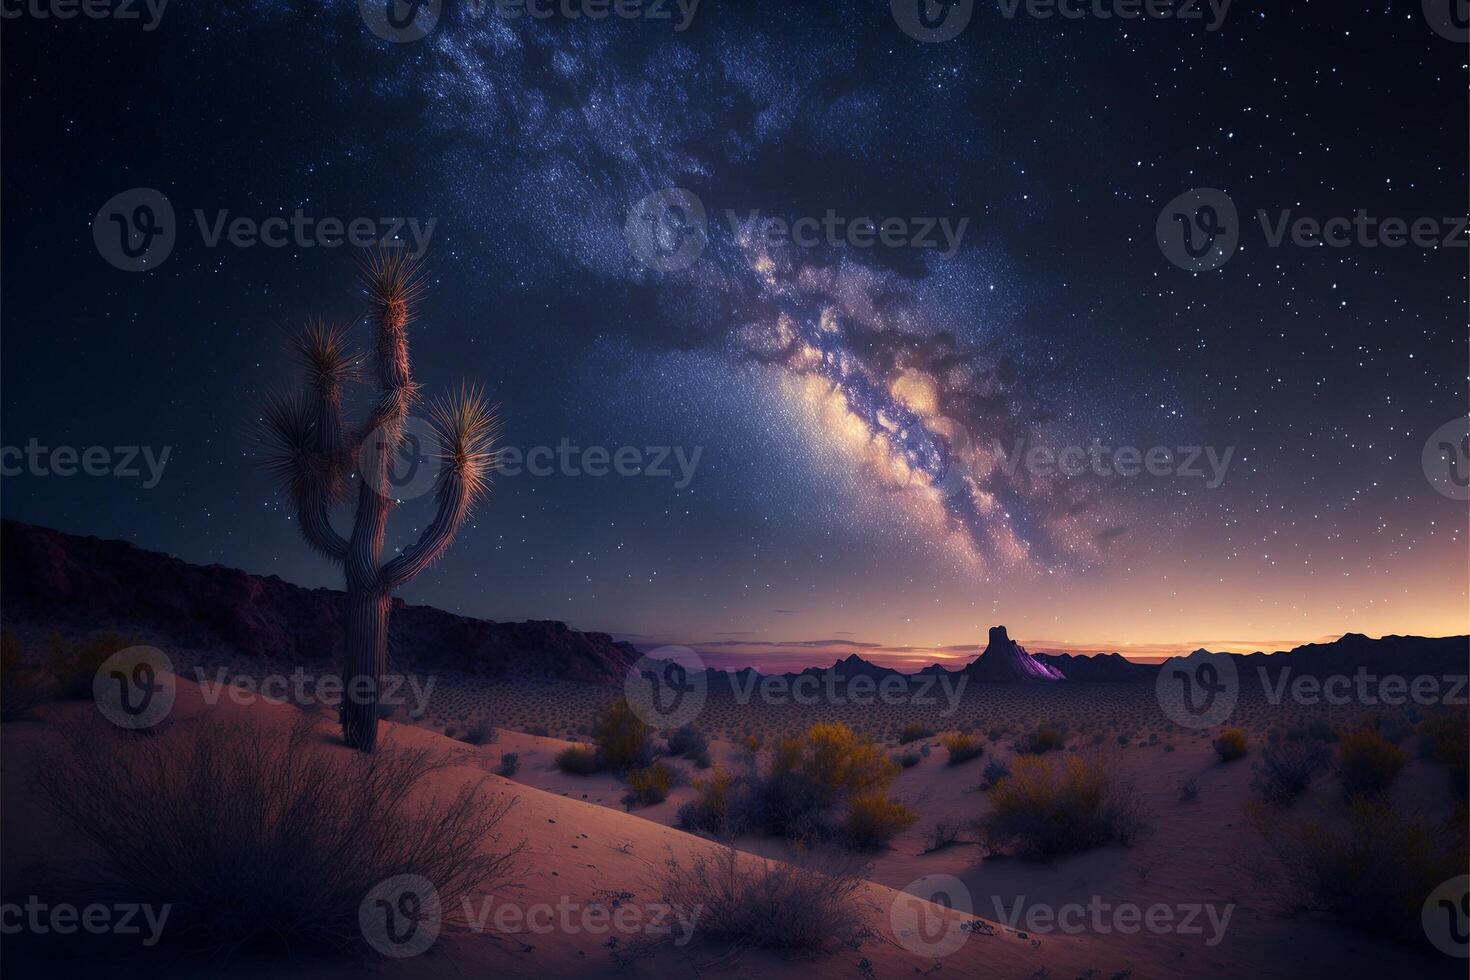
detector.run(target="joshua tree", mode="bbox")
[260,253,496,751]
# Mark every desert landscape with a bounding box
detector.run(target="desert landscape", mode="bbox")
[3,3,1468,979]
[2,523,1466,978]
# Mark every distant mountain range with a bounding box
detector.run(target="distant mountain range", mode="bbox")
[3,521,1462,687]
[1,521,639,682]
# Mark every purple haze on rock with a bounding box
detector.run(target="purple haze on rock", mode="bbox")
[964,626,1067,682]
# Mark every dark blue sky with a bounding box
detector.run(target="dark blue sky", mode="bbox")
[2,1,1465,663]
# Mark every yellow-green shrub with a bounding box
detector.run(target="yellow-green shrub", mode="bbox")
[941,732,984,765]
[1335,727,1406,799]
[981,753,1145,856]
[843,792,917,851]
[590,698,652,772]
[1213,728,1248,762]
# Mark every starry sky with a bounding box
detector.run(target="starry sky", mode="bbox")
[2,1,1466,668]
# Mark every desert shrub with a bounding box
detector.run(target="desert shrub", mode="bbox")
[678,764,738,836]
[31,714,520,953]
[941,732,985,766]
[1,633,50,721]
[526,724,549,737]
[591,699,653,772]
[843,793,917,851]
[1178,777,1199,803]
[1251,741,1330,805]
[1418,709,1469,801]
[1018,724,1065,755]
[898,722,933,745]
[980,753,1145,857]
[666,724,709,759]
[623,761,679,809]
[922,819,963,853]
[1335,728,1407,799]
[497,752,520,777]
[45,633,134,701]
[684,724,906,850]
[461,723,496,746]
[980,758,1011,790]
[1253,798,1467,944]
[654,847,874,954]
[555,744,600,775]
[894,750,921,769]
[1213,729,1248,762]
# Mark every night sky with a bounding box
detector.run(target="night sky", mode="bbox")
[2,1,1466,668]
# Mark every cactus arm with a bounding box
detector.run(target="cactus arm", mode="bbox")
[381,385,497,590]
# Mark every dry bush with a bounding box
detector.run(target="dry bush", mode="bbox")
[656,846,874,954]
[979,752,1146,857]
[1252,798,1466,945]
[941,732,985,766]
[922,819,963,853]
[1418,708,1469,801]
[1251,741,1330,805]
[497,751,520,777]
[44,632,134,701]
[591,698,653,772]
[1017,723,1065,755]
[1213,728,1248,762]
[459,722,496,746]
[1,632,50,721]
[678,764,739,836]
[31,714,521,953]
[1335,727,1407,799]
[897,722,933,745]
[624,761,679,809]
[843,793,917,851]
[554,744,600,775]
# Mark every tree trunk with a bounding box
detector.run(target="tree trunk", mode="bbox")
[342,589,391,752]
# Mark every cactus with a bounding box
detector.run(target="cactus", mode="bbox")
[260,253,496,751]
